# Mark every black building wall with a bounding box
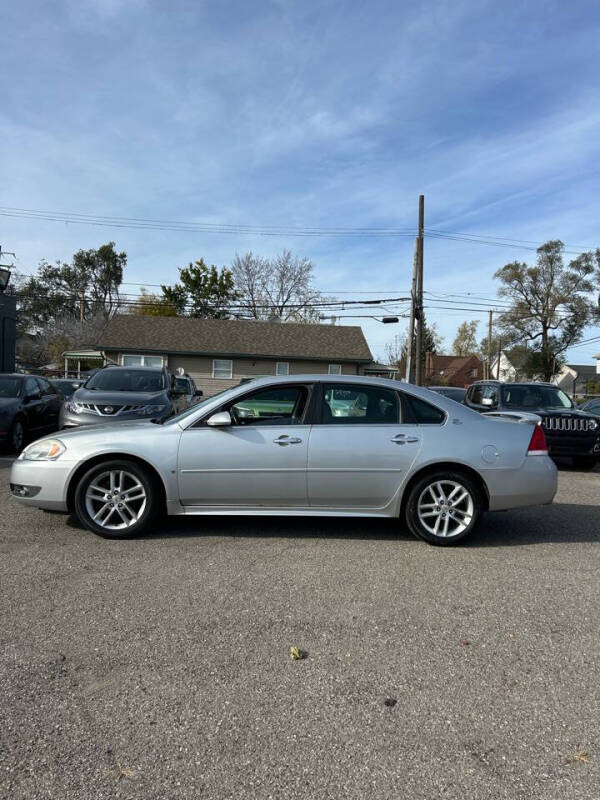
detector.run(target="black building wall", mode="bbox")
[0,294,17,372]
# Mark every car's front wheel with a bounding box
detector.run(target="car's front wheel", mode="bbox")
[8,418,26,453]
[74,459,160,539]
[404,470,483,546]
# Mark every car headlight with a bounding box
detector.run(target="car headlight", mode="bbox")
[19,439,66,461]
[64,401,85,414]
[589,419,598,432]
[142,404,168,416]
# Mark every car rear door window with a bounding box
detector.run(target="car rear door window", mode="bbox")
[404,394,446,424]
[320,384,399,424]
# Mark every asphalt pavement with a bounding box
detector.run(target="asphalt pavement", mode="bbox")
[1,457,599,800]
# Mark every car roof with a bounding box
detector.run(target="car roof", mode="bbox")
[102,364,165,372]
[0,373,25,379]
[226,373,474,405]
[470,380,558,387]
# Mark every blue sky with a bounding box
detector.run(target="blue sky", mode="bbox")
[2,0,600,363]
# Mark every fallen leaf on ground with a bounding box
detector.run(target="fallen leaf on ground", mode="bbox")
[106,764,136,781]
[384,697,397,708]
[567,750,590,764]
[290,646,306,660]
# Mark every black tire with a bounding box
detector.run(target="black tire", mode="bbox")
[404,470,483,546]
[572,456,597,472]
[73,459,160,539]
[8,418,26,453]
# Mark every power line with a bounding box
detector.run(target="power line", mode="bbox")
[427,228,598,252]
[0,207,416,238]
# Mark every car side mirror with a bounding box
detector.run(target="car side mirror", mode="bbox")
[25,392,41,404]
[206,411,232,427]
[194,389,203,397]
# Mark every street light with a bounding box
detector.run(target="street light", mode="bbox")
[320,314,402,324]
[0,267,11,293]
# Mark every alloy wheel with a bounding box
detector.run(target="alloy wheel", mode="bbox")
[84,469,147,531]
[417,479,474,539]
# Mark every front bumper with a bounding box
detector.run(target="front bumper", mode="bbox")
[10,458,77,511]
[545,434,600,458]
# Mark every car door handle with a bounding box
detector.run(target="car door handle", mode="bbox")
[390,434,419,444]
[273,435,303,445]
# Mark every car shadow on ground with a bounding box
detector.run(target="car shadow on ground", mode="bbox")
[66,502,600,547]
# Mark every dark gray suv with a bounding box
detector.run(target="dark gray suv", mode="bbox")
[59,365,189,429]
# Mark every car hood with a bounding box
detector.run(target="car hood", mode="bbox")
[72,388,168,405]
[52,420,158,442]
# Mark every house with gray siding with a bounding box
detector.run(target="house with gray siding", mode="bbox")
[95,315,373,396]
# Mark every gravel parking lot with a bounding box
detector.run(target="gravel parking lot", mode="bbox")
[1,457,599,800]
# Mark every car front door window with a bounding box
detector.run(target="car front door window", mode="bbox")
[229,386,307,426]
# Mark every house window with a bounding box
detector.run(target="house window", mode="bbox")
[470,368,478,378]
[122,354,164,368]
[213,359,233,379]
[276,362,289,376]
[328,364,342,375]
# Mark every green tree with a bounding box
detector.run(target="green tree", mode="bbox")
[452,320,479,356]
[161,259,237,318]
[495,241,595,382]
[131,287,178,317]
[17,242,125,332]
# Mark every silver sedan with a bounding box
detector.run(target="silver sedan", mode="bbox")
[9,375,557,546]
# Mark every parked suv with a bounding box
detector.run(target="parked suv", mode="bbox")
[60,365,189,429]
[465,380,600,470]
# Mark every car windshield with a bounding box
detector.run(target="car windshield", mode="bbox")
[0,377,21,398]
[500,384,573,410]
[85,369,166,392]
[174,377,189,390]
[158,387,235,425]
[52,380,79,393]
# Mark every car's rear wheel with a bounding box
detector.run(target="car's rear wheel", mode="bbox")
[74,459,160,539]
[9,419,26,453]
[404,470,483,546]
[572,456,597,471]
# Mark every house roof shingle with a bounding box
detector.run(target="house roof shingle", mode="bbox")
[97,315,373,362]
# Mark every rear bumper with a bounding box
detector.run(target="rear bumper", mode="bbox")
[483,455,557,512]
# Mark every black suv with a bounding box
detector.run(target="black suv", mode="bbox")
[465,380,600,470]
[59,365,190,428]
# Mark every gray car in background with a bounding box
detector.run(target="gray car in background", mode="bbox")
[11,375,557,546]
[59,365,189,428]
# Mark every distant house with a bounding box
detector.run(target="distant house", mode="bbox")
[490,348,531,382]
[555,361,600,395]
[424,353,483,387]
[95,315,373,396]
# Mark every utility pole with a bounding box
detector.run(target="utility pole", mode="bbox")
[414,195,425,386]
[80,288,85,322]
[405,237,419,383]
[487,310,493,380]
[496,338,502,379]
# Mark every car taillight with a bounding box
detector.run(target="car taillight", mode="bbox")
[527,423,548,455]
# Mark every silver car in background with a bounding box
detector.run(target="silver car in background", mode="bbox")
[10,375,557,546]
